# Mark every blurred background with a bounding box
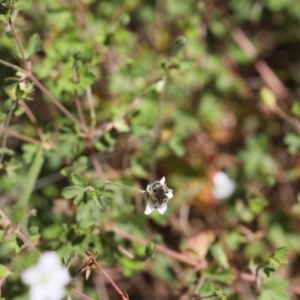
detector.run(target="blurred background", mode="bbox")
[1,0,300,299]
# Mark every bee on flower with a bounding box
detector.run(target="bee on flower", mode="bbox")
[144,177,173,215]
[105,176,173,215]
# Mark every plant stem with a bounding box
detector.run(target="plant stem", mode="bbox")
[105,181,145,194]
[99,267,129,300]
[9,17,28,70]
[4,128,41,145]
[27,73,87,132]
[107,224,208,269]
[0,101,17,164]
[0,58,21,71]
[71,289,94,300]
[86,85,96,129]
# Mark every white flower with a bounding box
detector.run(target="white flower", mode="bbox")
[144,177,173,215]
[22,252,70,300]
[212,171,236,200]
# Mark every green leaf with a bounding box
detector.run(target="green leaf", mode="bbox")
[270,247,288,264]
[249,195,268,214]
[203,265,235,284]
[14,106,25,116]
[199,281,227,299]
[17,146,44,227]
[171,36,187,56]
[259,277,289,300]
[25,33,42,59]
[71,173,85,187]
[211,243,229,268]
[292,102,300,118]
[266,0,292,12]
[264,247,288,276]
[0,2,11,15]
[98,195,111,209]
[102,189,114,197]
[260,87,276,109]
[113,119,130,133]
[94,181,105,190]
[0,264,11,278]
[62,186,85,199]
[13,0,32,10]
[0,14,9,23]
[145,243,156,259]
[73,191,85,205]
[284,133,300,156]
[29,226,39,235]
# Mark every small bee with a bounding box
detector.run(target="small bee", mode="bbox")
[144,177,173,215]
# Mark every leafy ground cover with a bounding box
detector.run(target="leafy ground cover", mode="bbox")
[1,0,300,299]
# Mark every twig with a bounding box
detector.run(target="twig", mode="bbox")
[237,270,300,295]
[74,93,88,130]
[108,225,208,269]
[231,28,289,99]
[0,101,17,164]
[86,85,96,129]
[0,209,39,254]
[27,73,86,131]
[0,58,21,71]
[105,181,145,194]
[94,272,110,300]
[4,128,41,145]
[194,275,205,295]
[92,155,103,179]
[18,101,46,142]
[8,17,28,70]
[71,289,94,300]
[255,264,265,295]
[99,267,129,300]
[13,228,40,254]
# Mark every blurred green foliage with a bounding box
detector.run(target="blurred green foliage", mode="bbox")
[1,0,300,299]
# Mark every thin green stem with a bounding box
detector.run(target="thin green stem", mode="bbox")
[255,263,266,295]
[151,73,168,180]
[0,101,17,164]
[9,17,28,70]
[105,181,145,194]
[0,58,21,71]
[86,85,96,129]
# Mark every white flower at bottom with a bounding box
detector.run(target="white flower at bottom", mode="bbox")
[212,171,236,200]
[22,252,70,300]
[144,177,173,215]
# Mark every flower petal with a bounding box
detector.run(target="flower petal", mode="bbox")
[166,189,173,199]
[212,171,236,200]
[22,266,39,285]
[160,177,166,184]
[157,204,167,215]
[144,203,154,215]
[38,252,61,270]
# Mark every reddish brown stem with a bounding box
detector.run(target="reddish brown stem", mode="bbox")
[71,289,94,300]
[109,225,207,269]
[0,58,21,71]
[27,73,88,132]
[99,267,129,300]
[8,17,28,70]
[74,94,88,129]
[4,128,40,145]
